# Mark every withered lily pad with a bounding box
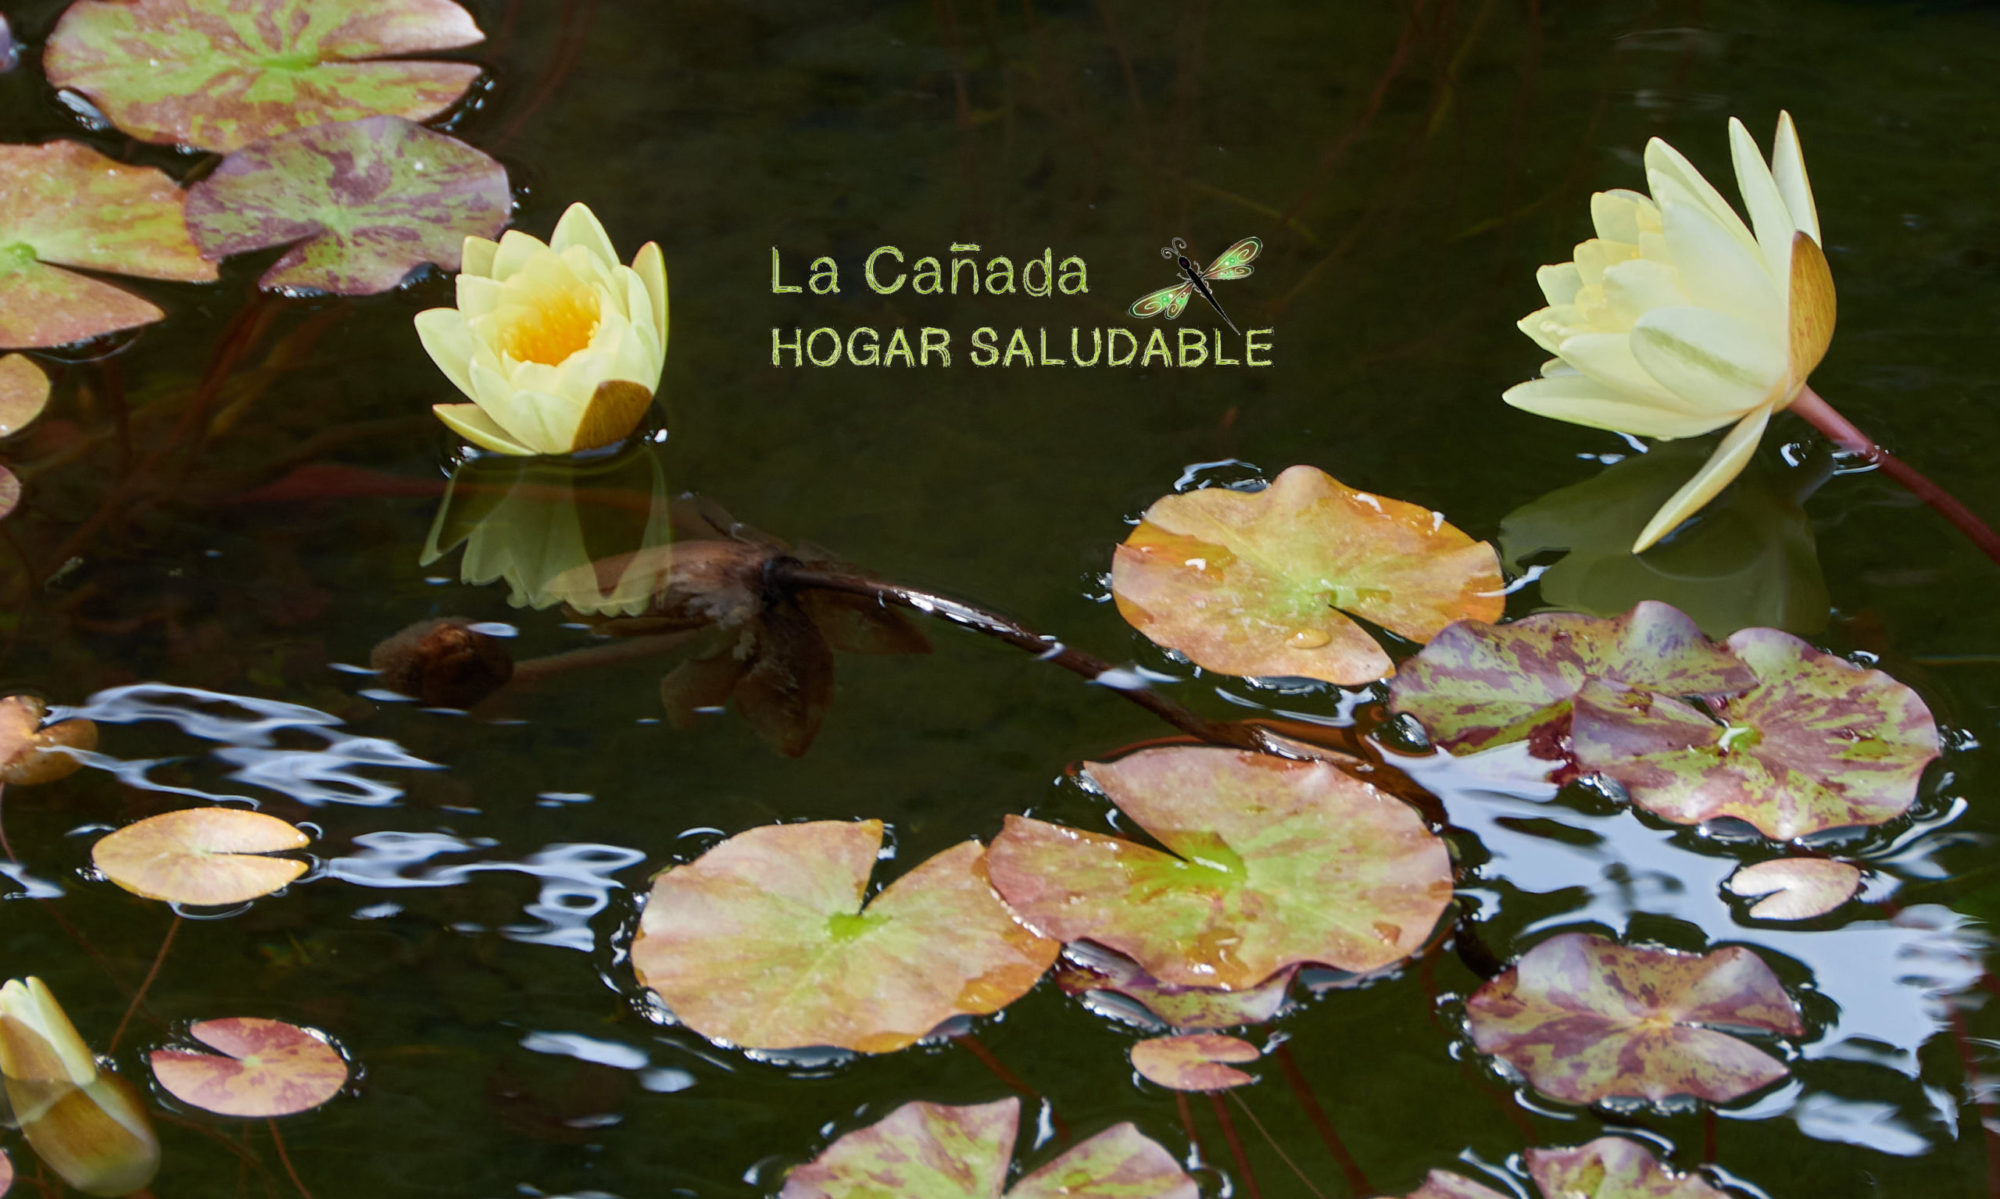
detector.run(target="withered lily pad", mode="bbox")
[150,1018,347,1116]
[1465,932,1801,1106]
[0,141,218,348]
[1112,465,1503,684]
[1389,601,1752,754]
[631,820,1057,1054]
[1055,943,1295,1029]
[0,354,49,437]
[1130,1033,1258,1091]
[45,0,483,152]
[92,808,309,905]
[1725,858,1862,921]
[184,116,510,294]
[779,1097,1197,1199]
[1525,1137,1729,1198]
[0,695,98,785]
[987,747,1452,990]
[1571,628,1939,839]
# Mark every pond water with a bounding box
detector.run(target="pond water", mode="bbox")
[2,0,2000,1195]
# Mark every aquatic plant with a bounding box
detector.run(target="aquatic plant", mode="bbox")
[0,977,159,1196]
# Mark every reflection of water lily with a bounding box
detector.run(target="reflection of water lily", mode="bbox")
[416,203,668,456]
[1506,113,1833,552]
[422,443,672,616]
[0,977,160,1197]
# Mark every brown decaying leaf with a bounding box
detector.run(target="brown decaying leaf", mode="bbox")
[91,808,308,906]
[0,695,98,785]
[369,617,514,708]
[150,1018,348,1117]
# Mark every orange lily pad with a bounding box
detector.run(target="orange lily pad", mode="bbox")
[0,142,219,348]
[150,1018,347,1116]
[1111,465,1503,683]
[1725,858,1862,921]
[631,820,1057,1054]
[0,695,98,785]
[1130,1033,1258,1091]
[1525,1137,1730,1198]
[0,353,49,437]
[91,808,309,905]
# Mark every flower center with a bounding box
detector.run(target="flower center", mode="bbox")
[500,285,601,367]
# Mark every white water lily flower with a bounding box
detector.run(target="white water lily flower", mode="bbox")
[0,977,160,1197]
[1506,112,1835,552]
[417,202,669,456]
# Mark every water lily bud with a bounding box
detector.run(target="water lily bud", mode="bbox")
[370,618,515,709]
[0,978,160,1197]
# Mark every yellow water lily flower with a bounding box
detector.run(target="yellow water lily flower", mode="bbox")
[0,977,160,1197]
[1505,112,1835,552]
[417,202,669,456]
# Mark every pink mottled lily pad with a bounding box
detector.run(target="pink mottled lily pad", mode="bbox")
[1054,943,1295,1029]
[1130,1033,1258,1091]
[1572,628,1939,839]
[1112,465,1504,684]
[1525,1137,1729,1198]
[988,747,1452,990]
[1388,601,1753,754]
[1725,858,1862,921]
[0,353,48,437]
[45,0,483,152]
[779,1097,1197,1199]
[631,820,1057,1054]
[0,141,218,348]
[1379,1171,1509,1199]
[184,116,510,295]
[1466,932,1801,1106]
[150,1018,347,1116]
[91,808,308,905]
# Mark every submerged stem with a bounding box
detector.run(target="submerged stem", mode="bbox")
[109,914,180,1054]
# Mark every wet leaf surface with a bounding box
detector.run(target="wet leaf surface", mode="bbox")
[150,1018,347,1116]
[1389,601,1753,754]
[987,747,1452,989]
[1465,932,1802,1106]
[1524,1136,1730,1198]
[0,353,48,436]
[184,116,510,295]
[1571,628,1938,839]
[0,141,218,348]
[1129,1032,1258,1091]
[1111,465,1503,683]
[45,0,484,152]
[1725,857,1863,921]
[1385,1170,1508,1199]
[1054,943,1295,1029]
[631,820,1057,1053]
[778,1096,1197,1199]
[91,808,309,905]
[0,695,97,785]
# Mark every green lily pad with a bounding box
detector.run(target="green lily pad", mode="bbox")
[1054,943,1295,1029]
[149,1018,348,1116]
[0,141,218,348]
[184,116,510,295]
[631,820,1057,1054]
[91,808,309,906]
[1389,601,1753,754]
[1524,1137,1730,1198]
[778,1097,1197,1199]
[0,354,49,437]
[987,747,1452,990]
[1725,857,1862,921]
[45,0,483,152]
[1465,932,1801,1106]
[1130,1033,1258,1091]
[1571,628,1939,839]
[1111,465,1504,684]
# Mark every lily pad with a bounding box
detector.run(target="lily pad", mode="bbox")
[0,1148,10,1196]
[1388,601,1753,754]
[987,747,1452,990]
[44,0,483,152]
[184,116,510,295]
[1130,1033,1258,1091]
[1725,857,1862,921]
[1111,465,1504,684]
[1465,931,1801,1106]
[0,141,218,348]
[91,808,309,905]
[1571,628,1939,839]
[0,353,49,436]
[630,820,1057,1054]
[1054,943,1295,1029]
[1525,1137,1729,1199]
[150,1018,347,1116]
[0,695,98,785]
[779,1097,1197,1199]
[1386,1172,1508,1199]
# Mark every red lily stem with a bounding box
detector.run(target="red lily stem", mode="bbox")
[1206,1091,1264,1199]
[1174,1092,1208,1170]
[951,1033,1071,1146]
[1274,1043,1372,1195]
[109,914,180,1054]
[1790,386,2000,567]
[269,1120,316,1199]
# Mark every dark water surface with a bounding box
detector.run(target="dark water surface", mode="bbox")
[4,1,2000,1195]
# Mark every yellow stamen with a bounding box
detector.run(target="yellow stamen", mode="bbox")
[499,285,601,366]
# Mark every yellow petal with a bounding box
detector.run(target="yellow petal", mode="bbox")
[468,359,568,454]
[632,241,668,349]
[1644,136,1760,256]
[1537,263,1581,307]
[1599,257,1688,325]
[456,272,503,318]
[433,403,535,455]
[1771,111,1821,246]
[1788,230,1836,385]
[1574,237,1637,288]
[1630,305,1788,414]
[566,380,653,452]
[1503,372,1735,439]
[1728,116,1796,282]
[1633,403,1773,552]
[9,1072,160,1197]
[1590,188,1653,244]
[490,229,552,281]
[1551,331,1688,407]
[460,235,499,279]
[414,308,480,401]
[1518,308,1568,356]
[550,203,619,272]
[1658,198,1785,334]
[0,979,96,1086]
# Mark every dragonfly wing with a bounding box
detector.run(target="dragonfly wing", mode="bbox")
[1202,236,1263,282]
[1165,287,1193,319]
[1130,282,1193,319]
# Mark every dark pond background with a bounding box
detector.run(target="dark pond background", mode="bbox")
[4,0,2000,1195]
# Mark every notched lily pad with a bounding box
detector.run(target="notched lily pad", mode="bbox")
[150,1018,347,1116]
[1112,465,1503,684]
[0,354,49,437]
[1525,1136,1730,1198]
[987,747,1452,990]
[0,695,98,785]
[45,0,484,152]
[184,116,511,295]
[779,1096,1198,1199]
[1130,1033,1258,1091]
[1054,943,1295,1029]
[631,820,1057,1054]
[1725,857,1862,921]
[1571,628,1938,839]
[1389,601,1752,754]
[91,808,309,905]
[0,141,218,348]
[1465,932,1801,1106]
